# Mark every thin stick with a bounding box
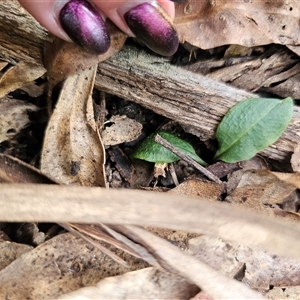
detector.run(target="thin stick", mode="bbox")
[154,134,222,184]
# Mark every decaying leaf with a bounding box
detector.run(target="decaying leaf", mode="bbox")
[0,97,39,143]
[272,171,300,189]
[0,61,45,98]
[175,0,300,49]
[187,235,245,279]
[44,20,127,87]
[0,237,33,271]
[41,66,106,186]
[0,154,57,184]
[187,235,300,291]
[102,115,142,147]
[0,233,144,300]
[168,179,224,201]
[56,267,199,300]
[266,286,300,299]
[113,225,265,300]
[226,169,298,215]
[290,143,300,172]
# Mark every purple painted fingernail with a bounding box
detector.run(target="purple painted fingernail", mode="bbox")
[124,3,179,56]
[59,0,110,54]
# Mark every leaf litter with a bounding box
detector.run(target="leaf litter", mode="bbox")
[2,1,300,299]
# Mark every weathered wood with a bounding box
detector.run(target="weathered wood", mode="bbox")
[0,0,299,162]
[95,46,300,161]
[0,0,49,65]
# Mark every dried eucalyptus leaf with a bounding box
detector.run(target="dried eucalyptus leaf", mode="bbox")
[41,66,106,186]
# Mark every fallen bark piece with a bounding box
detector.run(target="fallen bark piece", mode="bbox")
[95,45,300,162]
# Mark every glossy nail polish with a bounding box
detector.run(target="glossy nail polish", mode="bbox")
[59,0,110,54]
[124,2,179,56]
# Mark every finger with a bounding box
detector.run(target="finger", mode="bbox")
[19,0,72,41]
[19,0,178,55]
[92,0,175,36]
[93,0,178,56]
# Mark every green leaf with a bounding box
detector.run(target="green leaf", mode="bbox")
[214,97,293,163]
[133,130,208,166]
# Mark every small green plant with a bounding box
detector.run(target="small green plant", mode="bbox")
[214,97,293,163]
[133,97,293,165]
[132,130,208,166]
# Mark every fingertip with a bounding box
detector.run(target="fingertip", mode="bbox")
[94,0,175,36]
[19,0,72,42]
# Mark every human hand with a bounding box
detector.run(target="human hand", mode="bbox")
[19,0,179,56]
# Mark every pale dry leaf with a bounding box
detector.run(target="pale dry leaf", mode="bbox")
[236,245,300,290]
[41,66,106,186]
[102,115,142,147]
[226,169,298,214]
[0,233,140,300]
[0,240,33,271]
[145,226,198,251]
[290,143,300,172]
[114,225,265,300]
[187,235,245,279]
[0,61,45,98]
[168,179,224,201]
[272,171,300,189]
[175,0,300,49]
[45,20,127,87]
[273,209,300,223]
[266,286,300,299]
[56,267,199,300]
[187,235,300,291]
[0,97,39,143]
[154,162,168,178]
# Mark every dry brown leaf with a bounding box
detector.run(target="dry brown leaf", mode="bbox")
[145,226,198,251]
[41,66,106,186]
[290,143,300,172]
[44,20,127,87]
[266,286,300,299]
[0,232,143,300]
[0,154,57,183]
[56,267,199,300]
[102,115,142,147]
[0,239,33,271]
[113,225,265,300]
[0,97,39,143]
[272,171,300,189]
[0,61,45,98]
[187,235,245,279]
[175,0,300,49]
[226,169,298,214]
[236,245,300,290]
[169,179,224,200]
[187,235,300,291]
